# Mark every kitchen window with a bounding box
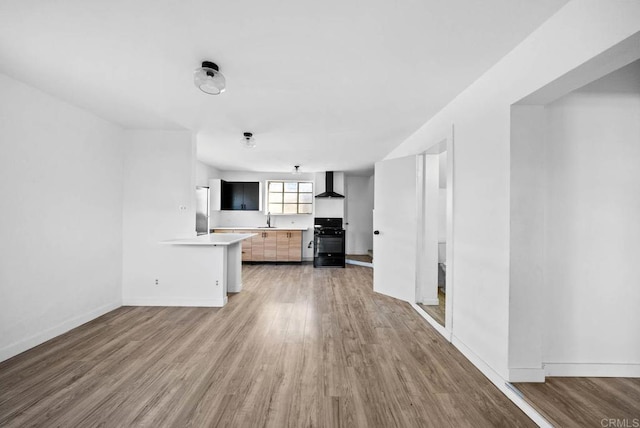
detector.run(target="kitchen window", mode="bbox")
[266,181,313,214]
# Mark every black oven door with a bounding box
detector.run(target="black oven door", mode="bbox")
[314,235,344,256]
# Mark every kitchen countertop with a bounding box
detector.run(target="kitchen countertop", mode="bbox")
[211,226,309,231]
[161,233,256,246]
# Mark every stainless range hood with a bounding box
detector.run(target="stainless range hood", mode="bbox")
[315,171,345,198]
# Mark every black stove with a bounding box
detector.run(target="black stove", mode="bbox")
[313,217,345,268]
[315,227,344,236]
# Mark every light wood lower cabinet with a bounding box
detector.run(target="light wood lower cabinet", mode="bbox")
[277,230,302,262]
[263,231,277,261]
[241,234,252,261]
[212,229,302,262]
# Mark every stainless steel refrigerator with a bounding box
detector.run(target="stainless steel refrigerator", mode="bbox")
[195,186,209,235]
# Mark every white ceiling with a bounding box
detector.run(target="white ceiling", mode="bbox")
[0,0,569,174]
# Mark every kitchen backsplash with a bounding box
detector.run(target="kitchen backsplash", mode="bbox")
[210,210,312,229]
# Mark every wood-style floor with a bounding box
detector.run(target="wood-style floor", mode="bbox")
[345,254,373,264]
[418,289,446,327]
[0,264,534,427]
[515,377,640,428]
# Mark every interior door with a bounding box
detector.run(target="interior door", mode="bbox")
[373,155,420,302]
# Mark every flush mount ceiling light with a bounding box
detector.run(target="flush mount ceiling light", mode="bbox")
[241,132,256,148]
[292,165,301,175]
[194,61,226,95]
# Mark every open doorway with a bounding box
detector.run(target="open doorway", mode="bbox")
[508,54,640,423]
[419,152,447,325]
[345,174,374,267]
[417,150,448,326]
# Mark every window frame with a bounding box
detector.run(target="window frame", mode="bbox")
[265,180,314,215]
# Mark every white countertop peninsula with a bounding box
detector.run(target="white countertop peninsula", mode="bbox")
[160,233,255,307]
[162,233,256,246]
[209,227,309,263]
[210,226,309,231]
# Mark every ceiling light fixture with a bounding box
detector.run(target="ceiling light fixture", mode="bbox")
[241,132,256,148]
[292,165,301,175]
[194,61,226,95]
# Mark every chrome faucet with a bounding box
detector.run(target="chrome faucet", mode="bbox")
[267,211,271,227]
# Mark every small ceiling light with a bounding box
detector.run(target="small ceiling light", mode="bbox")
[292,165,301,175]
[241,132,256,148]
[194,61,226,95]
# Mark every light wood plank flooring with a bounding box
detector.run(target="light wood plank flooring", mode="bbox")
[345,254,373,264]
[418,289,446,327]
[515,377,640,428]
[0,264,533,427]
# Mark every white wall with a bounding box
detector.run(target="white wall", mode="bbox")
[196,161,221,187]
[0,73,124,361]
[121,130,198,305]
[345,175,374,254]
[438,152,447,189]
[438,151,447,245]
[384,1,640,381]
[437,190,447,245]
[509,105,546,381]
[314,172,346,219]
[542,68,640,373]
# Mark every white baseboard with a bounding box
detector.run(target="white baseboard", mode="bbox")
[508,368,546,383]
[410,301,549,422]
[418,298,439,306]
[409,303,550,423]
[345,259,373,268]
[407,306,552,426]
[452,336,553,428]
[544,362,640,378]
[122,296,227,307]
[0,301,121,363]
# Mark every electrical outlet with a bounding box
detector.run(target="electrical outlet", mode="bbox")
[155,279,159,285]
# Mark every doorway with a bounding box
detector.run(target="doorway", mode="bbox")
[509,57,640,380]
[415,132,454,333]
[371,135,454,333]
[345,174,374,267]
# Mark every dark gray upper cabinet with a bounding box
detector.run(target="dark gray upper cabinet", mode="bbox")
[221,181,260,211]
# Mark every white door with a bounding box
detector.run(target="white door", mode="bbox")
[373,155,420,302]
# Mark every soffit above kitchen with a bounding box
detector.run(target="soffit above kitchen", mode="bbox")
[0,0,569,173]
